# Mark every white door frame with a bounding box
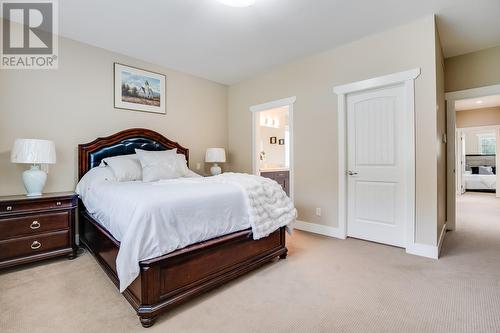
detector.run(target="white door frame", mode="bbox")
[250,96,296,202]
[445,84,500,230]
[456,124,500,197]
[455,129,465,195]
[333,68,420,250]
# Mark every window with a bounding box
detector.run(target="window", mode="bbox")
[478,133,496,155]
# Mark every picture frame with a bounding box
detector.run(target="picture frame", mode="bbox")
[114,63,166,114]
[278,139,285,145]
[270,137,277,144]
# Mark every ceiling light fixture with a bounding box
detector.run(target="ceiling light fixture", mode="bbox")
[476,100,484,104]
[216,0,255,7]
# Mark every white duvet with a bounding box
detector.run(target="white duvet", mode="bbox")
[464,174,496,190]
[78,172,295,292]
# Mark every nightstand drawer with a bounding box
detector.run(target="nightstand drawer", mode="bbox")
[0,211,70,240]
[0,230,69,261]
[0,198,74,215]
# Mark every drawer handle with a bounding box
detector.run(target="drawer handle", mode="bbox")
[55,201,62,206]
[30,221,41,229]
[31,241,41,250]
[6,206,12,211]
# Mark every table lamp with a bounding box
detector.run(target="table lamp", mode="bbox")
[205,148,226,176]
[11,139,56,196]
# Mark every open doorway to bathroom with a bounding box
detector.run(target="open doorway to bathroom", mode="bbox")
[250,97,295,200]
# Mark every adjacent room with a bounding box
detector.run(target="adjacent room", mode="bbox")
[253,103,292,196]
[1,0,500,332]
[450,92,500,250]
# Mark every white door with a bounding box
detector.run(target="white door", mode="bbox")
[346,84,409,247]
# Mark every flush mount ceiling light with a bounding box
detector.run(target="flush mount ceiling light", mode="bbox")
[475,100,484,104]
[216,0,255,7]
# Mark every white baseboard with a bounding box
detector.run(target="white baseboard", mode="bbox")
[405,223,448,259]
[293,220,345,239]
[437,223,447,258]
[295,220,445,260]
[405,243,438,259]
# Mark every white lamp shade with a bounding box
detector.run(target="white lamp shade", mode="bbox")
[11,139,56,164]
[205,148,226,163]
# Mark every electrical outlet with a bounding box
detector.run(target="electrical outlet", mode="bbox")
[196,162,201,170]
[315,208,321,217]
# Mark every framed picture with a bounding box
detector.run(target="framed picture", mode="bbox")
[278,139,285,145]
[270,137,277,144]
[114,63,166,114]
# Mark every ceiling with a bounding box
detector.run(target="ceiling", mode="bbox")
[455,94,500,111]
[26,0,500,84]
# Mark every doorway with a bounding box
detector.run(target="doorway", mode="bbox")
[456,126,498,195]
[250,97,295,201]
[446,85,500,231]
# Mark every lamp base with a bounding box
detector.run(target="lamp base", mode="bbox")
[22,164,47,197]
[210,163,222,176]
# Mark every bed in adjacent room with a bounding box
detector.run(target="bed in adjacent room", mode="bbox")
[464,172,496,192]
[464,155,497,193]
[76,128,295,327]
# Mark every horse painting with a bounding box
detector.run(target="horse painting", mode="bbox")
[115,63,166,114]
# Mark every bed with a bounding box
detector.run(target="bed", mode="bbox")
[78,128,289,327]
[464,173,496,192]
[464,155,496,193]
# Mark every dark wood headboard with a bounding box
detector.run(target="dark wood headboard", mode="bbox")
[78,128,189,180]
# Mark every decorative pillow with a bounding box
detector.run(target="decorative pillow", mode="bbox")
[135,148,182,182]
[75,166,116,198]
[470,166,479,175]
[493,167,496,175]
[175,153,190,177]
[478,166,493,175]
[102,154,142,182]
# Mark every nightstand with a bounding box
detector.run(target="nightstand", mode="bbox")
[0,192,78,269]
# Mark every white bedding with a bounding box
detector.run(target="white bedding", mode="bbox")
[464,174,496,190]
[77,172,295,292]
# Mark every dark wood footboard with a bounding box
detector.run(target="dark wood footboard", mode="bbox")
[79,207,287,327]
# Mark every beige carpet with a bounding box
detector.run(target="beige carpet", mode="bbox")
[1,192,500,332]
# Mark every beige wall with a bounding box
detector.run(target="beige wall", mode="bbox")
[227,16,439,245]
[435,23,447,241]
[456,107,500,128]
[445,46,500,92]
[0,34,227,196]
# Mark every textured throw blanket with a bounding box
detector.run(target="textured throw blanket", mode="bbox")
[206,173,296,238]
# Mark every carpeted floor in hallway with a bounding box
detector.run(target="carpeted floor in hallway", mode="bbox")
[1,192,499,332]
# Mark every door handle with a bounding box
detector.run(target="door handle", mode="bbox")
[347,170,358,176]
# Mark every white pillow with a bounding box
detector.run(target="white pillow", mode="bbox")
[75,166,116,198]
[175,153,190,176]
[135,148,183,182]
[102,154,142,182]
[479,166,493,175]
